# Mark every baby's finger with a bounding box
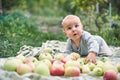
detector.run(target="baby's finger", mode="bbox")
[85,58,90,64]
[92,59,96,64]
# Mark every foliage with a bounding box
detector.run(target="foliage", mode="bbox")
[98,27,120,46]
[0,10,66,57]
[99,14,120,46]
[2,0,120,15]
[2,0,67,16]
[2,0,25,10]
[1,0,120,57]
[70,0,109,14]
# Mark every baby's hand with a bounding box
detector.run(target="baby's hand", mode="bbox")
[85,52,96,64]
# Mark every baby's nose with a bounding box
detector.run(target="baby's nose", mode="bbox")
[72,26,76,31]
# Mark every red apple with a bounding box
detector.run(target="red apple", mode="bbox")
[27,62,35,72]
[52,60,64,66]
[50,64,64,76]
[64,66,80,77]
[50,60,65,76]
[50,59,56,64]
[61,57,72,64]
[103,70,118,80]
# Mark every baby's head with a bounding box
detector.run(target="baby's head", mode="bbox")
[61,15,83,29]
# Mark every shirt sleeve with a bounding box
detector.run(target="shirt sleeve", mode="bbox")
[65,39,73,54]
[83,31,99,54]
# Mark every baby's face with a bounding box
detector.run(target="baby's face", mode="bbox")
[63,20,83,41]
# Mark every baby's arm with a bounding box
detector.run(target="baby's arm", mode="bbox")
[85,38,98,64]
[83,32,99,64]
[65,39,73,54]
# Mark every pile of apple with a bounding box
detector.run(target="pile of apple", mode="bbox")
[2,50,120,79]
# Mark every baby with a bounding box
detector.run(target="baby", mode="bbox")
[61,15,112,64]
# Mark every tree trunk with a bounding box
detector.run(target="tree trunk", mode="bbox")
[0,0,2,17]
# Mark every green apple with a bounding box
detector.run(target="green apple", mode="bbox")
[96,60,104,69]
[70,52,80,60]
[34,61,40,67]
[104,60,113,65]
[81,65,90,74]
[34,62,50,76]
[16,63,32,75]
[92,67,103,76]
[24,56,38,63]
[39,53,53,60]
[77,58,85,66]
[66,55,75,60]
[3,58,23,71]
[64,66,80,77]
[54,53,64,60]
[41,59,52,69]
[43,47,52,54]
[16,55,26,62]
[65,60,80,69]
[87,62,96,71]
[96,60,104,65]
[100,57,109,62]
[116,63,120,72]
[103,62,118,73]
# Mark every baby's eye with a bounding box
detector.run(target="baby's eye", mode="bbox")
[75,25,79,28]
[67,27,71,30]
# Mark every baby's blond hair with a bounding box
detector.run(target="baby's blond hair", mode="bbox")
[62,15,82,28]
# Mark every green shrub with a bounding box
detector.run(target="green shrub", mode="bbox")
[0,10,66,57]
[98,25,120,46]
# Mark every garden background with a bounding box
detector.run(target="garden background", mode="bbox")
[0,0,120,57]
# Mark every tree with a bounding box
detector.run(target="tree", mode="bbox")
[0,0,2,17]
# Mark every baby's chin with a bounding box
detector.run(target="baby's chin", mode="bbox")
[72,35,81,39]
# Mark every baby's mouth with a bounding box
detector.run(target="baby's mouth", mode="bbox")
[73,33,77,36]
